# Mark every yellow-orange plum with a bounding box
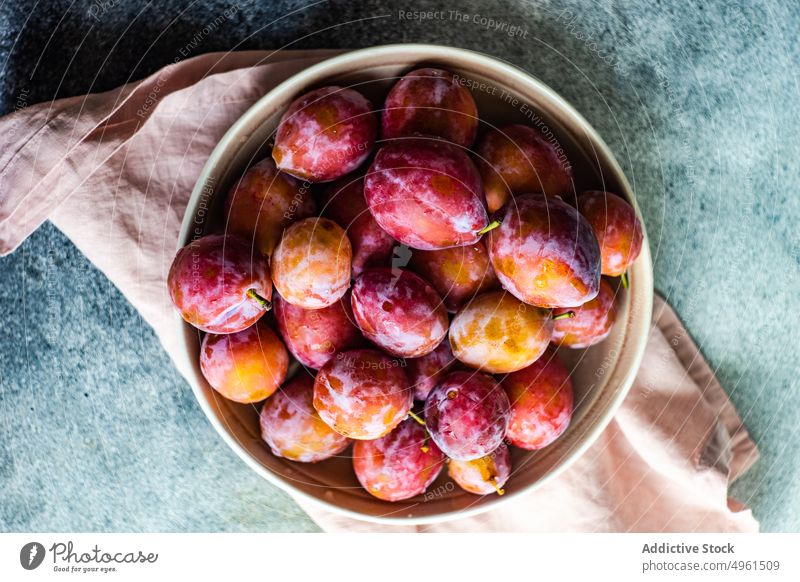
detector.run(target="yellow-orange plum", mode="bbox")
[199,320,289,403]
[448,442,511,495]
[449,291,553,374]
[271,217,352,309]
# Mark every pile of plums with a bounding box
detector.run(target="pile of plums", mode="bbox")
[168,67,644,502]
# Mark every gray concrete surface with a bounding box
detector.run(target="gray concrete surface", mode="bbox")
[0,0,798,532]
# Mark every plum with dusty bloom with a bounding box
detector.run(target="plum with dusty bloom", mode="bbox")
[168,233,271,334]
[351,268,448,358]
[502,349,574,450]
[382,67,478,147]
[424,371,510,461]
[272,86,377,182]
[273,291,363,369]
[353,418,445,501]
[313,349,412,440]
[364,138,488,250]
[259,374,350,463]
[487,193,601,308]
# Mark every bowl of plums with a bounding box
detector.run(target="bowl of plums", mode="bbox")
[168,44,653,524]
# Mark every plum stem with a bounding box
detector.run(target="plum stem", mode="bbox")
[247,289,272,310]
[407,410,426,427]
[491,477,505,496]
[407,411,430,452]
[552,310,576,321]
[477,219,502,235]
[620,271,629,289]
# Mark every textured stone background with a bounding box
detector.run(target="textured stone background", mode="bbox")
[0,0,798,532]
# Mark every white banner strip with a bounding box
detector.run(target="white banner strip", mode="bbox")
[1,533,798,581]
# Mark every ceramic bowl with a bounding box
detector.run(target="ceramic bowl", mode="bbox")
[175,44,653,524]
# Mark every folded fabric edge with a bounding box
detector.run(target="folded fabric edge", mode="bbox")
[0,49,347,256]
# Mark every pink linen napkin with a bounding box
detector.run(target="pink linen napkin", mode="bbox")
[0,49,759,532]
